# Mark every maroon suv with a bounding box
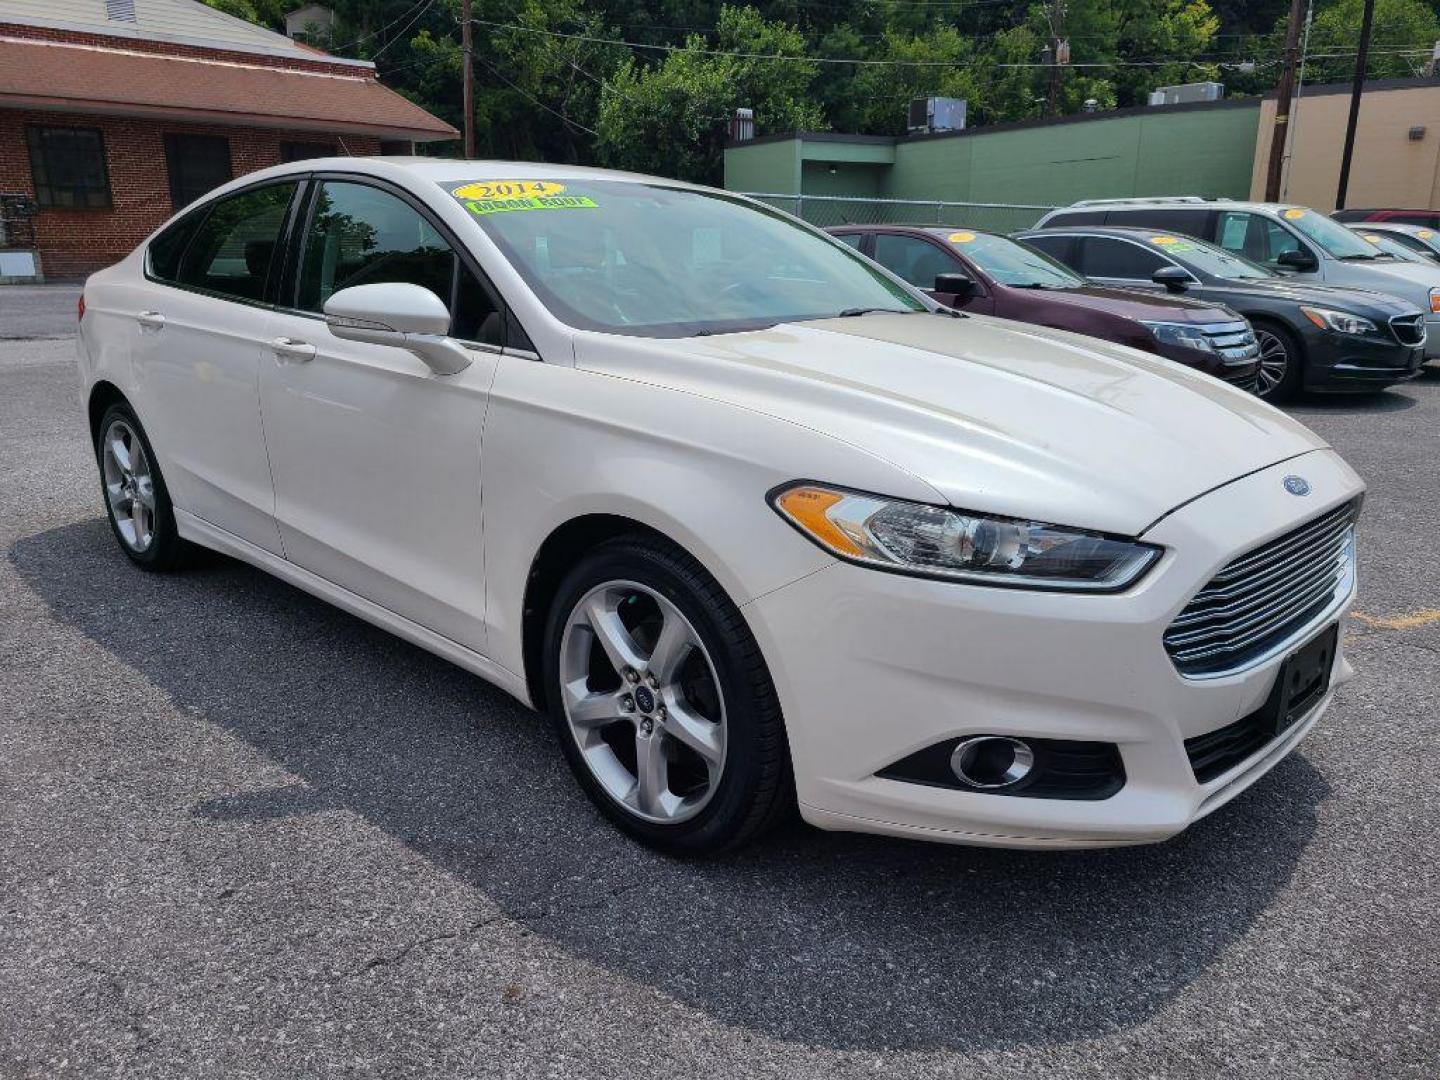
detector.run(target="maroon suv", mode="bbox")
[830,225,1262,392]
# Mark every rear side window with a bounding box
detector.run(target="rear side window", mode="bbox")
[174,183,297,302]
[1076,237,1167,279]
[873,233,959,290]
[1019,233,1075,266]
[1107,207,1210,237]
[147,207,208,282]
[1043,210,1108,227]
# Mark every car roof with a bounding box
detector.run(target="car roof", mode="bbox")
[1018,224,1212,244]
[1057,198,1290,214]
[830,224,1000,237]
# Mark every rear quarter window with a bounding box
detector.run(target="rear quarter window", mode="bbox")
[147,207,209,282]
[1042,210,1108,228]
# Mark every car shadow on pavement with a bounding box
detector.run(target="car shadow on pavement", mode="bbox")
[11,520,1330,1054]
[1291,368,1435,413]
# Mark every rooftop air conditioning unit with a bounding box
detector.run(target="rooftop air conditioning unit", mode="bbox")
[908,96,967,135]
[1148,81,1225,106]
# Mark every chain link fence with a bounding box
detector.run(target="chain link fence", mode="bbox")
[741,193,1056,234]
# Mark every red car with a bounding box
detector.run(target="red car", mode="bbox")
[1332,208,1440,229]
[830,225,1262,392]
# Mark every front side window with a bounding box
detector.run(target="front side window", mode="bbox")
[873,234,960,290]
[833,232,865,250]
[1215,211,1306,267]
[26,126,111,209]
[447,179,922,338]
[164,134,234,209]
[948,231,1083,288]
[175,183,297,302]
[1076,237,1168,280]
[297,180,501,346]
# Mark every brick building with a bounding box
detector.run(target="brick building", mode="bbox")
[0,0,457,280]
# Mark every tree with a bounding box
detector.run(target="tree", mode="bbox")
[1302,0,1440,82]
[594,5,825,183]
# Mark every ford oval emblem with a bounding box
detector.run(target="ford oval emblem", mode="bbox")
[1283,475,1311,496]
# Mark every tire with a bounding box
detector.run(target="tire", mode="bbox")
[541,534,794,856]
[95,403,191,571]
[1253,320,1304,403]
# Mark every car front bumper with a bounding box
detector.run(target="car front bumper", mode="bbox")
[744,451,1364,849]
[1304,328,1428,389]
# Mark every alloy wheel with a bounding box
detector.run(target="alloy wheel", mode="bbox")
[558,580,727,824]
[1254,328,1290,397]
[101,418,156,553]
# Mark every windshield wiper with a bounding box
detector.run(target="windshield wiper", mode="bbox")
[1339,253,1377,261]
[835,307,912,317]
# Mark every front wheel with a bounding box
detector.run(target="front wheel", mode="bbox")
[542,535,794,856]
[1253,321,1304,402]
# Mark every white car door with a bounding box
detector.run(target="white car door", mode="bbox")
[132,182,300,554]
[257,177,510,653]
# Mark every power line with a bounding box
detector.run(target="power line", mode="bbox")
[467,17,1277,69]
[368,0,436,61]
[327,0,432,54]
[474,54,599,137]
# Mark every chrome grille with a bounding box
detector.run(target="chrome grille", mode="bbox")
[1201,321,1260,363]
[1389,314,1426,347]
[1164,500,1358,677]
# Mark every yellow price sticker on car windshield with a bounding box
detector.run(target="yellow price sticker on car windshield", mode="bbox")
[948,231,977,243]
[1283,208,1306,220]
[451,180,598,216]
[1151,235,1179,245]
[1364,234,1384,243]
[1419,229,1434,240]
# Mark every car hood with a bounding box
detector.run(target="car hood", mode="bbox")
[1023,285,1233,322]
[1331,258,1440,296]
[573,312,1327,536]
[1205,277,1421,315]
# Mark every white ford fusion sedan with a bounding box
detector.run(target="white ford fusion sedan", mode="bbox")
[77,158,1363,855]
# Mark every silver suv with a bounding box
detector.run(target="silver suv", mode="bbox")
[1034,197,1440,360]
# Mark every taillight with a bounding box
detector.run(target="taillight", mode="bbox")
[78,294,86,322]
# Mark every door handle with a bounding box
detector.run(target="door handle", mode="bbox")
[136,310,165,330]
[270,337,317,363]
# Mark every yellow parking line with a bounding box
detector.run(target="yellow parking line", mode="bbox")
[1350,609,1440,631]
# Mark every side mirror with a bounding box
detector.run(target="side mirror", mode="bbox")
[1276,248,1318,272]
[933,272,978,301]
[323,283,472,376]
[1151,265,1193,292]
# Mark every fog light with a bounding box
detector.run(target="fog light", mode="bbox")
[950,736,1035,789]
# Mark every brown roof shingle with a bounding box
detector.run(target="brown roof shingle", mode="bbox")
[0,37,457,141]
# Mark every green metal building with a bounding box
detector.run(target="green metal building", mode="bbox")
[724,98,1262,224]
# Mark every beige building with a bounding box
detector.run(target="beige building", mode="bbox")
[1250,78,1440,211]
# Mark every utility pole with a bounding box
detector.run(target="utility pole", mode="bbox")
[461,0,475,159]
[1045,0,1066,117]
[1334,0,1376,209]
[1265,0,1307,201]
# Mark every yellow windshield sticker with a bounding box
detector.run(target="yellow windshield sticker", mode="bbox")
[453,180,566,201]
[1419,229,1434,239]
[451,180,597,216]
[948,231,976,243]
[1282,207,1306,220]
[1151,235,1179,245]
[1364,234,1383,243]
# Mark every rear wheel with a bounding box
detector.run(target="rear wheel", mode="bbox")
[542,535,793,855]
[96,403,190,571]
[1253,321,1304,402]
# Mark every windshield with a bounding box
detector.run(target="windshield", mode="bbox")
[1138,234,1274,280]
[445,179,923,337]
[1357,231,1428,262]
[952,231,1084,288]
[1281,207,1386,259]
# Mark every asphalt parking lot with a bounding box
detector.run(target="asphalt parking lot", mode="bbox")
[2,288,1437,1079]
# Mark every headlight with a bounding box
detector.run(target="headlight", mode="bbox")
[1139,321,1214,353]
[1301,306,1379,335]
[770,483,1162,592]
